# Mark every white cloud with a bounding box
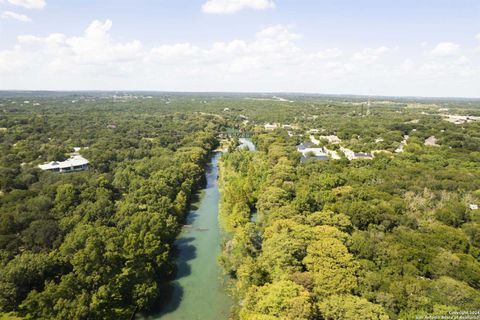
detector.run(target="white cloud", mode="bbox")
[430,42,460,57]
[1,10,31,21]
[476,33,480,41]
[6,0,45,9]
[312,48,343,59]
[151,43,200,59]
[147,24,301,73]
[0,19,478,97]
[396,59,415,75]
[352,46,389,63]
[255,24,300,42]
[17,33,65,45]
[1,19,141,76]
[454,55,469,65]
[66,20,142,65]
[202,0,275,14]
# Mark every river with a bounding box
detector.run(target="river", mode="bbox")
[142,139,254,320]
[146,152,232,320]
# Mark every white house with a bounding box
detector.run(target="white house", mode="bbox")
[318,135,342,144]
[38,154,89,173]
[443,114,480,125]
[470,204,479,210]
[340,147,373,160]
[297,142,329,160]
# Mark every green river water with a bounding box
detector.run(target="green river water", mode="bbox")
[140,140,254,320]
[148,151,232,320]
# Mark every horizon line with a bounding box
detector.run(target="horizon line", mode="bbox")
[0,89,479,101]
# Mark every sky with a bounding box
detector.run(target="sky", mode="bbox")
[0,0,479,97]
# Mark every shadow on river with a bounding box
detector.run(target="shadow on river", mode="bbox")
[138,139,255,320]
[138,152,232,320]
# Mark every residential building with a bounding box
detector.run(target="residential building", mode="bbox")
[38,153,89,173]
[297,142,329,160]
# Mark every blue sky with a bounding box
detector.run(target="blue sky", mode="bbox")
[1,0,479,97]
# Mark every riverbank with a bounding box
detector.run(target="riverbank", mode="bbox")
[148,152,232,320]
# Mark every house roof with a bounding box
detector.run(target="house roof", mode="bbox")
[354,152,373,158]
[297,142,314,150]
[38,155,89,170]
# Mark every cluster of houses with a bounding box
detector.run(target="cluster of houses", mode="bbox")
[310,133,342,145]
[38,147,89,173]
[264,123,299,137]
[259,121,455,162]
[297,143,374,162]
[443,114,480,125]
[296,132,374,161]
[261,124,379,162]
[264,123,298,131]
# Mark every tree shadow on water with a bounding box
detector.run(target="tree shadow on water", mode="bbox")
[141,281,185,319]
[174,237,197,279]
[139,237,197,318]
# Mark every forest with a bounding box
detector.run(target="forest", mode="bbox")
[0,95,220,319]
[0,93,479,319]
[218,96,480,319]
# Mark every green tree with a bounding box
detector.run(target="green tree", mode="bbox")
[240,280,314,320]
[303,238,358,297]
[319,294,389,320]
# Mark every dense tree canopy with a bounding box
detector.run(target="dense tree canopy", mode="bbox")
[0,96,220,319]
[1,93,479,319]
[218,95,480,319]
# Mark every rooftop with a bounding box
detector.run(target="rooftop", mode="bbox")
[298,142,315,150]
[38,154,89,171]
[297,143,329,159]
